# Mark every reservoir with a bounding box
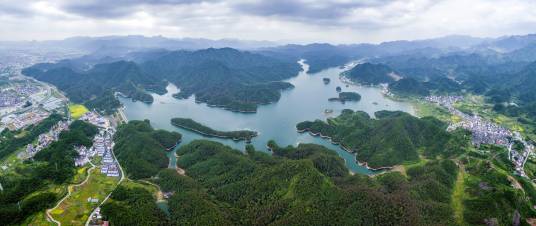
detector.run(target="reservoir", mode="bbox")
[119,62,415,175]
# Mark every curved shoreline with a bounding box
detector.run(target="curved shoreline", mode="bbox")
[296,127,393,171]
[171,122,257,142]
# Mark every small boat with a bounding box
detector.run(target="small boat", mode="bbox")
[324,109,333,114]
[323,78,331,84]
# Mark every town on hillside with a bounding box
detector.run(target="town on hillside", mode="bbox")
[427,95,535,177]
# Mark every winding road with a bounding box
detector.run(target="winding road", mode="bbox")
[84,142,125,226]
[46,161,96,226]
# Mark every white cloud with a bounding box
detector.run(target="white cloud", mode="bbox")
[0,0,535,43]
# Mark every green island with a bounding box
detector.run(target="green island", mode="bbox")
[328,92,362,103]
[171,117,258,141]
[297,110,471,169]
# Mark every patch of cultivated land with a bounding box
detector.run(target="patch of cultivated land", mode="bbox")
[50,166,120,225]
[23,211,56,226]
[68,104,89,120]
[452,162,466,226]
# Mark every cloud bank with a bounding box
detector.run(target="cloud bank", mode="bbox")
[0,0,535,43]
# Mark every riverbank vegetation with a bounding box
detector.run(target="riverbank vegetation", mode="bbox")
[171,117,257,141]
[113,120,182,179]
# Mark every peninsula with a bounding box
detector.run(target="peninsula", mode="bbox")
[171,118,258,141]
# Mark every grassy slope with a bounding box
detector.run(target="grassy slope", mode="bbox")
[452,162,466,226]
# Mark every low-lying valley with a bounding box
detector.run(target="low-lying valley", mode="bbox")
[3,33,536,226]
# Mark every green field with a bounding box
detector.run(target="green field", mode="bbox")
[68,104,89,120]
[451,163,466,226]
[50,167,120,226]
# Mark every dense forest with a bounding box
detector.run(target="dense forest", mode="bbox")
[297,110,471,168]
[145,48,301,112]
[113,120,182,179]
[171,117,257,141]
[101,185,168,226]
[328,92,361,103]
[100,139,463,226]
[0,120,97,225]
[344,63,397,85]
[22,61,165,108]
[23,48,301,113]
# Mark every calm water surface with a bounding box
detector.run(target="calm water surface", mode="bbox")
[119,62,415,175]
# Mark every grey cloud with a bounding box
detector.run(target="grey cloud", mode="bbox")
[232,0,396,21]
[60,0,215,18]
[0,1,34,17]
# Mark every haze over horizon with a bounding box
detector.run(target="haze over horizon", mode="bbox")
[1,0,535,44]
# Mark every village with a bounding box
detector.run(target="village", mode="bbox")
[0,80,67,131]
[426,95,535,177]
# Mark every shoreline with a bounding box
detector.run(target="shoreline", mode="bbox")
[297,127,393,171]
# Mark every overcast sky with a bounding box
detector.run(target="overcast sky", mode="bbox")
[1,0,535,44]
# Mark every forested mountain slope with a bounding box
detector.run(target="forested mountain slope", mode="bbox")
[23,48,301,113]
[103,140,460,226]
[297,110,470,168]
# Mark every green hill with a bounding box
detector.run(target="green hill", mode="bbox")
[345,63,397,85]
[297,110,470,168]
[113,120,182,179]
[23,48,301,113]
[123,140,461,226]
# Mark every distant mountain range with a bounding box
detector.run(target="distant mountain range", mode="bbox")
[17,33,536,120]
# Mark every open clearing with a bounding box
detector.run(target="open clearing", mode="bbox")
[68,104,89,119]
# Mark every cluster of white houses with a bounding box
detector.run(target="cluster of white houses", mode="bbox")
[79,111,120,177]
[80,111,110,128]
[98,130,120,177]
[24,120,69,159]
[427,95,534,177]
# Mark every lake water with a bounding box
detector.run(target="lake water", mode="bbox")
[118,62,415,175]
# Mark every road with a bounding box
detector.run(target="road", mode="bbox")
[46,161,97,226]
[85,138,126,226]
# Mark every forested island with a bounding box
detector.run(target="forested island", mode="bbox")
[171,117,257,141]
[328,92,361,103]
[297,110,470,168]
